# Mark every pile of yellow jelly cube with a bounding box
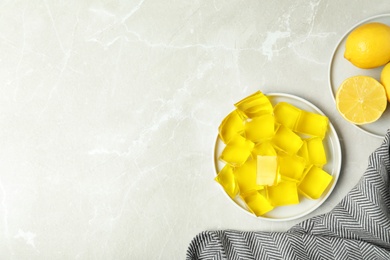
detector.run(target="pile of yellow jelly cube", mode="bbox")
[215,91,333,217]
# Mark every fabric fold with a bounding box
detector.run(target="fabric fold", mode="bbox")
[187,130,390,260]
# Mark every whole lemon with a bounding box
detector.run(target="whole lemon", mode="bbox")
[344,22,390,69]
[380,62,390,102]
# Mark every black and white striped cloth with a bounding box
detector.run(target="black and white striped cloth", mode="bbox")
[187,130,390,259]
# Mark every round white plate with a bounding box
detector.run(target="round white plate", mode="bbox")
[214,93,342,221]
[328,14,390,138]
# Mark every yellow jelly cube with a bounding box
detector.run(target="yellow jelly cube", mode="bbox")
[241,190,274,216]
[267,181,299,206]
[298,165,333,199]
[215,164,240,199]
[272,125,303,154]
[234,159,262,193]
[234,91,273,118]
[252,141,277,156]
[273,102,301,130]
[297,141,310,165]
[256,155,278,186]
[278,153,306,181]
[306,137,327,166]
[220,143,251,167]
[218,110,245,144]
[295,110,329,139]
[220,135,254,167]
[244,114,275,142]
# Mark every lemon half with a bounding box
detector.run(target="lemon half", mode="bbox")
[336,76,387,124]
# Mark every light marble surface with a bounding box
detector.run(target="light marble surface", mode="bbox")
[0,1,389,259]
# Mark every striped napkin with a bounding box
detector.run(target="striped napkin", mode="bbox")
[187,130,390,259]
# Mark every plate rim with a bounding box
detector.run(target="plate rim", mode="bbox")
[213,92,342,221]
[328,13,390,139]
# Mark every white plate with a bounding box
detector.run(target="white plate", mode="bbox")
[214,93,342,221]
[328,14,390,138]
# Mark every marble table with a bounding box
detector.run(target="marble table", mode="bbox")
[0,1,389,259]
